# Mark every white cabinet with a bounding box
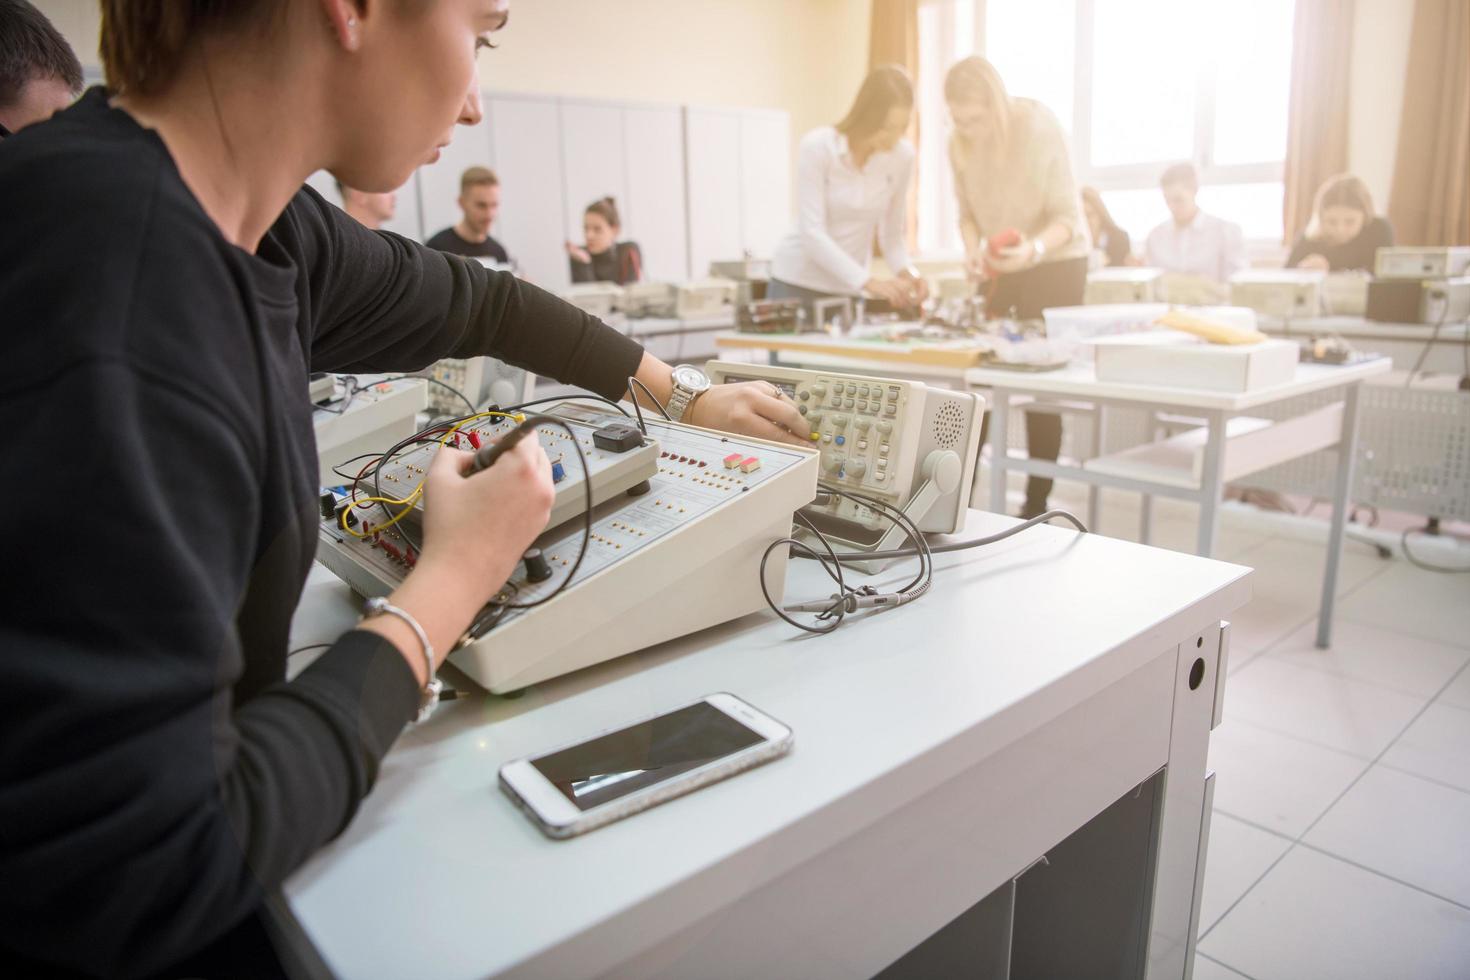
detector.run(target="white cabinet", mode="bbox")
[623,106,690,282]
[738,110,792,260]
[486,96,569,290]
[685,106,793,278]
[560,100,629,246]
[685,108,745,280]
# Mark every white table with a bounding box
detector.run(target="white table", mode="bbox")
[1259,314,1470,374]
[283,512,1250,979]
[966,360,1390,649]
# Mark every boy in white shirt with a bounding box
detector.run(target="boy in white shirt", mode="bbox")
[1145,162,1246,284]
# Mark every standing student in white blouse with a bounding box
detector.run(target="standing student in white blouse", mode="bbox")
[1144,162,1246,283]
[770,65,926,317]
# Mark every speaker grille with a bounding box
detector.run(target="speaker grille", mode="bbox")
[932,401,965,449]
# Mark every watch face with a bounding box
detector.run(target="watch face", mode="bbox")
[672,365,711,393]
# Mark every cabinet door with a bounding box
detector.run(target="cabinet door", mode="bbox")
[418,105,496,245]
[684,108,745,279]
[487,96,569,290]
[739,110,792,259]
[560,100,629,248]
[623,105,690,282]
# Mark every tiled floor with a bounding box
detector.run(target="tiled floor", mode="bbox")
[1043,484,1470,980]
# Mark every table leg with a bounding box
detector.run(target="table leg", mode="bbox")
[1317,383,1363,649]
[1140,494,1153,546]
[1087,405,1105,532]
[988,389,1011,514]
[1196,411,1226,557]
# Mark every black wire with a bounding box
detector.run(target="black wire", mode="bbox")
[627,376,674,421]
[507,393,632,418]
[1405,300,1450,386]
[758,512,853,635]
[288,643,333,658]
[794,509,1087,563]
[375,374,478,415]
[625,379,650,435]
[312,376,359,415]
[329,453,389,482]
[816,483,933,597]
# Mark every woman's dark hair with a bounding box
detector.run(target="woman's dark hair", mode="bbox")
[835,64,913,146]
[1080,186,1120,234]
[0,0,83,107]
[99,1,281,97]
[585,196,621,229]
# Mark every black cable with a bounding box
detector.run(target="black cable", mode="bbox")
[376,374,477,415]
[312,376,359,415]
[1401,525,1470,574]
[506,393,632,418]
[328,453,389,483]
[625,379,650,435]
[626,376,674,421]
[794,508,1087,563]
[287,643,332,658]
[1405,299,1450,387]
[758,514,851,635]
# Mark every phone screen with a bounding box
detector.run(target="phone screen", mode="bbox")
[530,702,765,812]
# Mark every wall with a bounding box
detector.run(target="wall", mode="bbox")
[1347,0,1415,213]
[36,0,872,206]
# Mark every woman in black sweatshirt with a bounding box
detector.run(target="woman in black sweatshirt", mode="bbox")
[0,2,807,977]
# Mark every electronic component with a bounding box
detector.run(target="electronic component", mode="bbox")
[1085,267,1165,305]
[620,282,677,318]
[308,372,336,405]
[318,489,337,520]
[1366,277,1470,324]
[592,422,645,453]
[315,402,820,692]
[560,283,624,319]
[737,298,804,334]
[674,278,737,319]
[522,548,553,583]
[1374,246,1470,280]
[418,356,533,416]
[709,258,771,306]
[705,361,985,569]
[313,376,428,488]
[1228,269,1325,319]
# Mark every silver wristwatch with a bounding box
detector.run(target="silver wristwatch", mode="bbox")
[666,364,711,423]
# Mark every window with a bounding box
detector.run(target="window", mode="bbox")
[916,0,1296,254]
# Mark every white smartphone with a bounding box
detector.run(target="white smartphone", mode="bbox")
[498,693,793,839]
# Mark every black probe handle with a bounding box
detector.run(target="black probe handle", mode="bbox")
[466,423,534,476]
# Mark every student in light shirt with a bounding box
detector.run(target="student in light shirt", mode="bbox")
[769,64,927,317]
[1285,173,1393,274]
[336,179,396,231]
[945,56,1090,519]
[1144,162,1246,283]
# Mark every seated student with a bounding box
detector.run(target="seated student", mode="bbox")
[1285,174,1393,273]
[0,0,83,139]
[567,197,642,285]
[425,166,513,264]
[1145,162,1245,283]
[1081,186,1133,267]
[336,179,396,231]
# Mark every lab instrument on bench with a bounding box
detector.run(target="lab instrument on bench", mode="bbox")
[312,376,428,488]
[316,401,820,692]
[705,361,985,569]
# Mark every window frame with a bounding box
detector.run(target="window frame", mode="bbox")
[914,0,1290,255]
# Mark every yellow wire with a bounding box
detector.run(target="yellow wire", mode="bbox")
[337,411,527,540]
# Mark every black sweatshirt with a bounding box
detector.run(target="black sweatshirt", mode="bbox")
[0,89,644,978]
[1285,216,1394,272]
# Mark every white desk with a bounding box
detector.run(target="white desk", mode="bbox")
[966,360,1390,649]
[1259,314,1470,374]
[283,512,1249,979]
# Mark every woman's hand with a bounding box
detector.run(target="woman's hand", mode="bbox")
[988,240,1036,275]
[863,276,912,307]
[1298,253,1330,272]
[565,241,591,265]
[685,381,813,447]
[415,438,555,604]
